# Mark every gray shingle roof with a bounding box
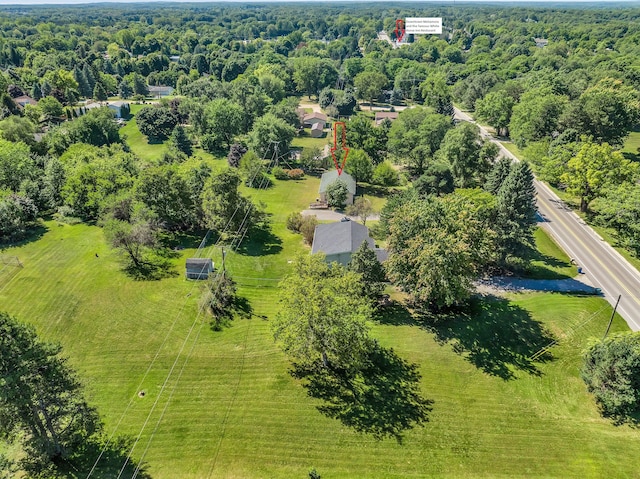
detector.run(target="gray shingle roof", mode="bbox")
[185,258,213,271]
[319,170,357,195]
[311,220,374,256]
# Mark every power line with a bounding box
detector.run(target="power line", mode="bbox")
[87,152,273,479]
[116,148,279,478]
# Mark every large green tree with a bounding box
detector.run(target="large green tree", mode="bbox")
[272,254,373,369]
[136,105,179,141]
[0,139,35,192]
[436,122,491,187]
[582,332,640,421]
[560,142,638,212]
[388,108,451,176]
[354,71,388,109]
[247,113,296,159]
[203,98,244,149]
[292,57,338,99]
[348,241,386,299]
[561,78,640,147]
[593,185,640,256]
[386,194,492,310]
[509,88,567,148]
[344,149,373,183]
[201,168,265,237]
[475,91,515,137]
[420,72,453,116]
[0,312,100,470]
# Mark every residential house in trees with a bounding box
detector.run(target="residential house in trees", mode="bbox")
[318,170,356,206]
[311,218,387,265]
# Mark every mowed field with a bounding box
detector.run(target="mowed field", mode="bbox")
[2,115,640,478]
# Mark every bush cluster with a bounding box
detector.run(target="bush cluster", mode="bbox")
[273,167,305,180]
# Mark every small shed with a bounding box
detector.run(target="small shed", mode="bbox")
[185,258,214,280]
[310,122,324,138]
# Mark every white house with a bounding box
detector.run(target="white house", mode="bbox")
[318,170,356,206]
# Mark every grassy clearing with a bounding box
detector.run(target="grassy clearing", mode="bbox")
[121,103,225,165]
[120,104,170,162]
[2,171,640,477]
[500,140,524,159]
[291,130,329,151]
[524,227,578,279]
[622,128,640,161]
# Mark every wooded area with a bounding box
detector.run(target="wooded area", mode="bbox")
[1,2,640,477]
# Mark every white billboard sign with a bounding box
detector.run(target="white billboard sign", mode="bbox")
[405,17,443,35]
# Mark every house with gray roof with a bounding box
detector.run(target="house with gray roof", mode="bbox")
[319,170,356,205]
[107,101,130,118]
[303,112,328,128]
[311,218,386,266]
[148,85,174,98]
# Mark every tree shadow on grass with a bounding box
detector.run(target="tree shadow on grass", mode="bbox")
[211,294,256,331]
[123,251,180,281]
[0,222,48,250]
[59,435,152,479]
[423,296,556,380]
[235,227,282,257]
[373,301,417,327]
[518,245,574,280]
[291,344,432,442]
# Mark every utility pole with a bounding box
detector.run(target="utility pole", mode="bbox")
[603,295,622,339]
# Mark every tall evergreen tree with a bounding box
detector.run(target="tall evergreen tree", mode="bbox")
[118,80,133,99]
[484,157,513,195]
[494,161,537,263]
[170,125,192,156]
[82,64,96,93]
[93,83,108,101]
[30,83,42,100]
[73,65,91,98]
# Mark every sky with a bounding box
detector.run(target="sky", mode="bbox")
[0,0,636,4]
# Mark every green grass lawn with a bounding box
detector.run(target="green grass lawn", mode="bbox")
[622,128,640,161]
[524,227,578,279]
[120,104,170,162]
[291,130,329,151]
[500,140,524,159]
[2,170,640,477]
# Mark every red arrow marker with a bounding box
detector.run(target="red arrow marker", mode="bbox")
[331,121,349,175]
[395,19,405,43]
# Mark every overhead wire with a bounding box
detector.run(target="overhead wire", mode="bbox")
[115,145,279,479]
[87,148,273,479]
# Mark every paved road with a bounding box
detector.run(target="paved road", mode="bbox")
[454,107,640,331]
[477,276,597,295]
[301,209,380,222]
[377,31,399,49]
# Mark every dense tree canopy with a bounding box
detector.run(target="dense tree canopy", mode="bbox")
[0,312,100,471]
[272,254,373,369]
[582,332,640,421]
